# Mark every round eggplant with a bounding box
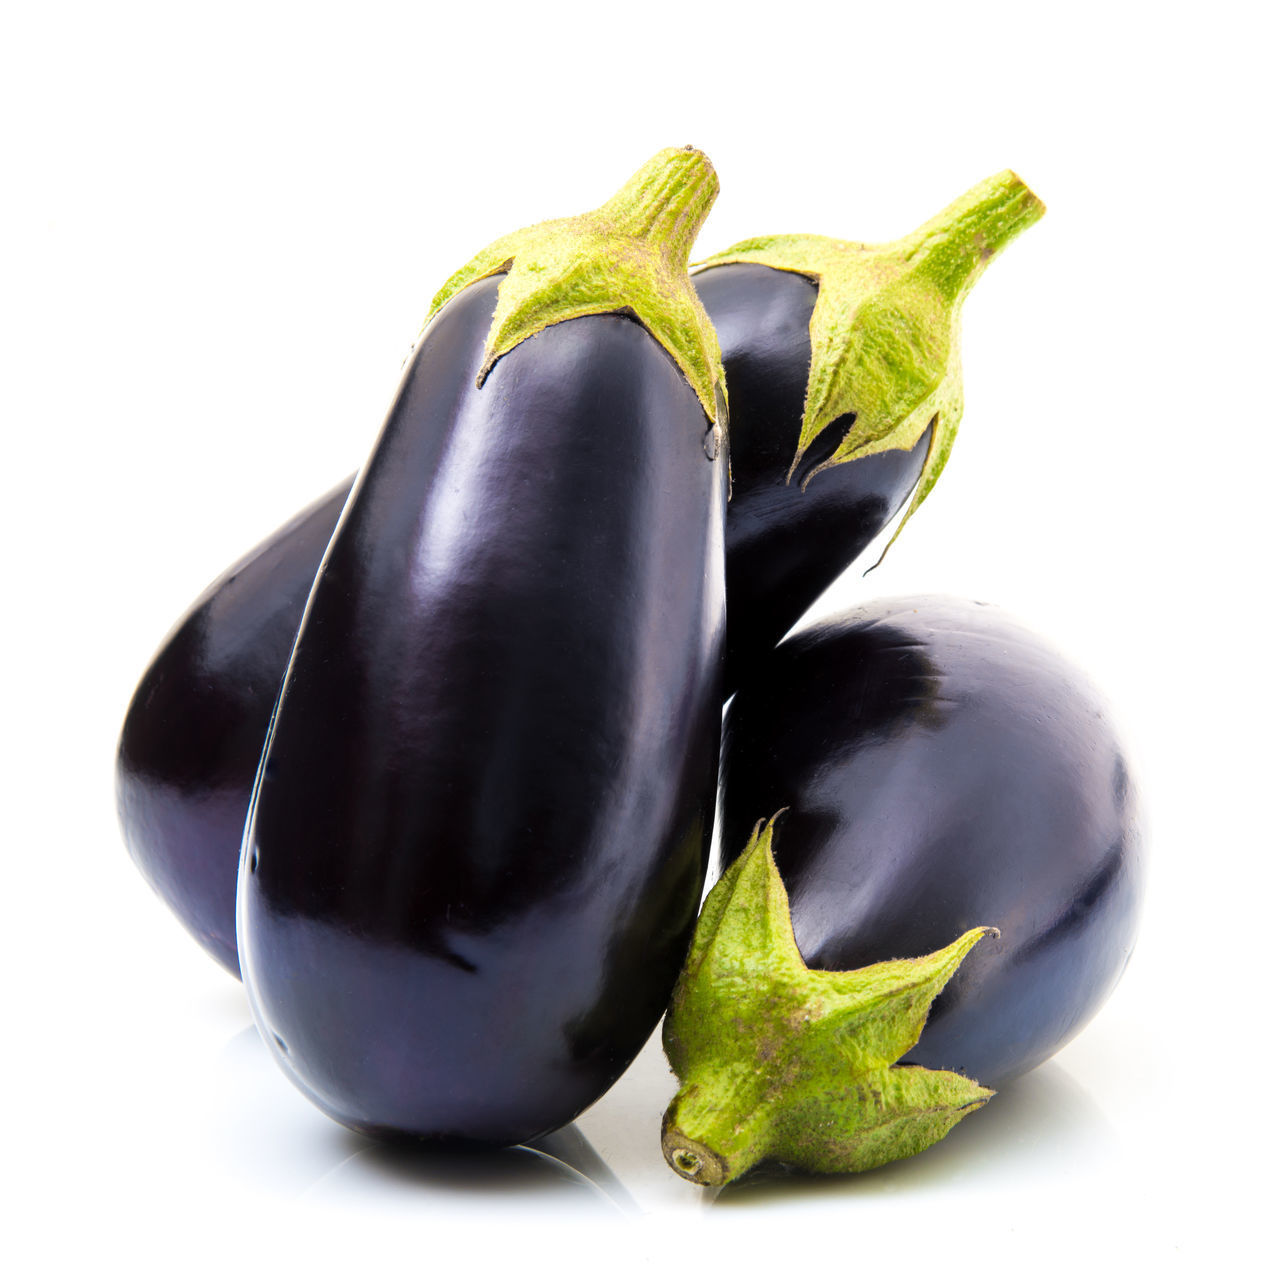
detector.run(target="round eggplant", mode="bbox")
[116,480,351,975]
[660,595,1143,1184]
[238,148,727,1145]
[116,172,1044,979]
[721,595,1143,1087]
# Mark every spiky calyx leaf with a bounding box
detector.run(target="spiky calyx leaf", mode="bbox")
[424,146,726,430]
[697,170,1044,558]
[661,816,996,1186]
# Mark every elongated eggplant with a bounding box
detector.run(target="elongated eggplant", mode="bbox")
[238,148,727,1146]
[661,596,1143,1184]
[117,173,1043,977]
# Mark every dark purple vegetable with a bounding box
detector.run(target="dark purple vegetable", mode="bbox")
[695,263,929,691]
[660,595,1143,1185]
[238,148,727,1145]
[720,595,1144,1088]
[116,172,1043,978]
[116,480,351,975]
[699,170,1043,688]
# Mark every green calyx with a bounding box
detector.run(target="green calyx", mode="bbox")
[425,146,726,429]
[661,815,996,1186]
[697,170,1044,560]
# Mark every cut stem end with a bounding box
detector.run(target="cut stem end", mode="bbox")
[661,1127,729,1187]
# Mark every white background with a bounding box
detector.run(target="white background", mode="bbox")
[4,2,1275,1274]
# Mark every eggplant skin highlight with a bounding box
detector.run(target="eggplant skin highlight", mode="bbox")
[720,595,1144,1088]
[114,267,923,976]
[237,269,725,1146]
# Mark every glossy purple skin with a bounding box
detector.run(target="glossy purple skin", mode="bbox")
[116,481,351,976]
[720,596,1144,1088]
[116,263,930,977]
[238,276,725,1145]
[697,263,931,691]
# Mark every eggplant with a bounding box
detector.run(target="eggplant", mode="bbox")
[696,263,930,691]
[701,170,1043,689]
[237,147,727,1145]
[661,595,1143,1184]
[116,172,1044,977]
[116,480,351,975]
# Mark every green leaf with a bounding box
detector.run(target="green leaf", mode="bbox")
[662,814,803,1075]
[806,925,997,1074]
[769,1065,994,1175]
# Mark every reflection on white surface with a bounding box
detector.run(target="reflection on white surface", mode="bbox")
[212,1023,635,1216]
[297,1137,628,1217]
[214,1013,1118,1222]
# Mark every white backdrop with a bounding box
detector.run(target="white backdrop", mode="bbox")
[4,2,1274,1274]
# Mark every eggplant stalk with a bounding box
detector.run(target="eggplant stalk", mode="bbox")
[698,171,1045,558]
[662,817,995,1186]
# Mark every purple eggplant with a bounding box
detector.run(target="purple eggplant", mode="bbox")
[237,148,727,1145]
[696,263,930,691]
[661,595,1144,1184]
[720,595,1144,1086]
[116,481,351,975]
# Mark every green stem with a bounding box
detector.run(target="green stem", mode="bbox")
[661,817,996,1186]
[693,169,1044,553]
[423,147,726,424]
[595,145,719,265]
[662,1070,774,1187]
[902,170,1046,306]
